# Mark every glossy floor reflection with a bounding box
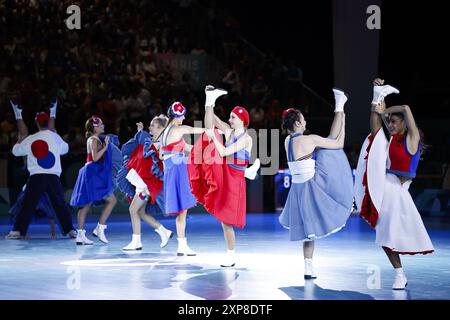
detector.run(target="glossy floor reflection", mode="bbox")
[1,213,449,300]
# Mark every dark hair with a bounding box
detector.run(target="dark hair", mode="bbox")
[37,121,49,129]
[389,113,429,159]
[282,109,302,132]
[85,118,95,139]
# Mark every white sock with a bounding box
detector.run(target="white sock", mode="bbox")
[395,267,405,275]
[132,234,141,241]
[305,258,313,264]
[10,101,22,120]
[227,249,235,255]
[156,225,167,232]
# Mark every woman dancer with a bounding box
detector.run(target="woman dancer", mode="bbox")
[156,102,205,256]
[354,78,434,290]
[189,86,257,267]
[70,116,117,245]
[118,116,174,251]
[279,89,353,279]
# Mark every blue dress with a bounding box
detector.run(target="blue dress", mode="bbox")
[161,125,197,215]
[279,133,353,241]
[9,186,56,221]
[70,137,114,207]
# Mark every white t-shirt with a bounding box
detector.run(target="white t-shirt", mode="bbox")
[12,130,69,177]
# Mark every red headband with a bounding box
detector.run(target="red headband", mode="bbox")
[282,108,296,118]
[92,115,103,126]
[231,106,249,126]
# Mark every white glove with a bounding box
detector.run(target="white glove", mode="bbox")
[50,100,58,118]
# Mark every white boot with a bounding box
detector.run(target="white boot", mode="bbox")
[332,88,348,112]
[372,85,400,105]
[92,223,108,244]
[122,234,142,251]
[10,100,23,120]
[155,225,173,248]
[76,229,93,245]
[177,237,197,256]
[205,85,228,107]
[220,249,236,267]
[392,268,408,290]
[304,258,317,280]
[244,159,260,180]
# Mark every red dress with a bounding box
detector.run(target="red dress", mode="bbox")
[188,130,249,228]
[126,144,163,204]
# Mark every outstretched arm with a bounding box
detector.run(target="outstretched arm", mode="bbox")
[178,125,206,135]
[10,100,29,137]
[310,114,345,150]
[207,130,249,157]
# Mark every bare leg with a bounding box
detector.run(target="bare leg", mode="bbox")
[98,194,117,225]
[221,222,236,250]
[77,205,91,230]
[303,240,315,259]
[138,207,161,229]
[205,106,214,129]
[328,112,344,139]
[129,195,146,235]
[176,210,187,238]
[383,246,402,268]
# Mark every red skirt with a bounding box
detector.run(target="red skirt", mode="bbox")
[188,131,246,228]
[127,144,163,204]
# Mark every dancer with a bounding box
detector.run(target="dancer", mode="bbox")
[156,102,205,256]
[70,116,117,245]
[7,100,65,239]
[354,78,434,290]
[6,110,76,239]
[189,86,259,267]
[118,116,174,251]
[278,89,353,279]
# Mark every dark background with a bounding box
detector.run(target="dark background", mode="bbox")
[1,0,449,215]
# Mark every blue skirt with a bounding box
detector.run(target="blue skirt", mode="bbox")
[279,149,354,241]
[70,145,114,207]
[163,154,197,215]
[9,189,56,220]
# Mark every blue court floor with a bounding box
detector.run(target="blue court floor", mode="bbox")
[0,213,449,300]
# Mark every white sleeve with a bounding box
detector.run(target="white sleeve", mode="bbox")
[12,137,31,156]
[57,134,69,155]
